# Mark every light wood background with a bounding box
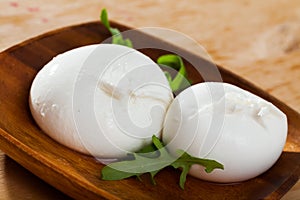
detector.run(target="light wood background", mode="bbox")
[0,0,299,199]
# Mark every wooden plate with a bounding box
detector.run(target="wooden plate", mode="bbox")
[0,21,299,200]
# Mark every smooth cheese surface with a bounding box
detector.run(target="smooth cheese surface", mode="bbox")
[162,82,287,182]
[29,44,173,158]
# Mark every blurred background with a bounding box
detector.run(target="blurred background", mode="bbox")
[0,0,299,199]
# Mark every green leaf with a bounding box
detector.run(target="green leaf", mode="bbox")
[152,135,163,148]
[171,150,224,189]
[136,140,160,158]
[101,135,223,189]
[157,54,191,92]
[100,9,133,48]
[137,142,157,153]
[103,152,172,174]
[178,164,190,189]
[101,164,141,180]
[164,71,172,84]
[99,9,221,188]
[100,8,110,30]
[149,170,160,185]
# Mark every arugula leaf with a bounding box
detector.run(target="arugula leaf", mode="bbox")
[101,135,224,189]
[99,10,221,187]
[157,54,191,92]
[172,150,223,189]
[100,9,133,48]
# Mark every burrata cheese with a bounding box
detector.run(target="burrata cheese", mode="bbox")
[162,82,287,182]
[29,44,173,158]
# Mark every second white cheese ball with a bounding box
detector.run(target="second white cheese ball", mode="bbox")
[29,44,173,158]
[162,82,287,183]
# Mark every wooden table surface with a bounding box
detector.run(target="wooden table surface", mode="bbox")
[0,0,299,199]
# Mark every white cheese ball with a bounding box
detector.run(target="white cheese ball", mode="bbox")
[162,82,287,183]
[29,44,173,158]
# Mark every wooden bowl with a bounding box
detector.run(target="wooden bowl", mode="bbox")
[0,21,299,199]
